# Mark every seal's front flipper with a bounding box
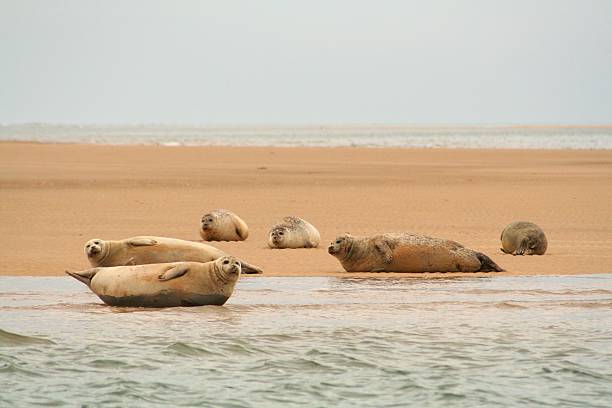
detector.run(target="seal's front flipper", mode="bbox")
[235,225,249,241]
[65,268,99,287]
[514,238,529,255]
[127,238,158,247]
[374,239,393,264]
[158,265,190,281]
[124,257,136,266]
[240,261,263,274]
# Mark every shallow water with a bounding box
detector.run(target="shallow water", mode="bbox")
[2,275,612,407]
[2,124,612,149]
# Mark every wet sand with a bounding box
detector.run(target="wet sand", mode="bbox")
[1,142,611,277]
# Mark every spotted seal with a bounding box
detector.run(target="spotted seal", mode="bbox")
[500,221,548,255]
[200,209,249,241]
[268,216,320,249]
[328,233,503,272]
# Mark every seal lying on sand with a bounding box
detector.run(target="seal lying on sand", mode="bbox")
[500,221,548,255]
[268,216,321,249]
[66,257,241,307]
[328,233,503,273]
[84,236,263,274]
[200,209,249,241]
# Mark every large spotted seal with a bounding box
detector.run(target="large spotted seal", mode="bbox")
[84,236,263,274]
[500,221,548,255]
[66,257,241,307]
[268,216,320,249]
[200,209,249,241]
[328,233,503,273]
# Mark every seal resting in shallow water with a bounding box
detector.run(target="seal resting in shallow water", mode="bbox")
[84,236,263,274]
[328,233,503,273]
[500,221,548,255]
[66,257,241,307]
[200,209,249,241]
[268,216,320,249]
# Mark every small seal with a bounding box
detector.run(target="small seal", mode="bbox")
[500,221,548,255]
[66,257,241,308]
[200,209,249,241]
[268,216,321,249]
[84,236,263,274]
[328,233,503,273]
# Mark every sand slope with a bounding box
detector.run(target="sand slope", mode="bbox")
[1,142,611,277]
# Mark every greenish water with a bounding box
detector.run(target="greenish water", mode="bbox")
[2,275,612,407]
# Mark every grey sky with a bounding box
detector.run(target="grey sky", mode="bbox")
[1,0,611,125]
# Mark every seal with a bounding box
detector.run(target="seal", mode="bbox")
[66,257,241,307]
[327,233,503,273]
[200,209,249,241]
[500,221,548,255]
[268,216,320,249]
[84,236,263,274]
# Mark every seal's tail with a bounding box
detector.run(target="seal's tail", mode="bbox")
[65,269,98,287]
[240,261,263,274]
[475,252,504,272]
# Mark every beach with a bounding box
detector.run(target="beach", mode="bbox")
[1,142,611,277]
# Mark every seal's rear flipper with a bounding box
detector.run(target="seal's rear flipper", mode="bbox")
[65,268,99,287]
[475,252,504,272]
[240,261,263,274]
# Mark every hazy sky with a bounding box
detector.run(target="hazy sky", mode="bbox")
[1,0,611,125]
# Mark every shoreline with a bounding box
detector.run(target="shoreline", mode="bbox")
[1,142,611,277]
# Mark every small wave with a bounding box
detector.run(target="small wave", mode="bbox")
[0,328,55,347]
[167,342,219,357]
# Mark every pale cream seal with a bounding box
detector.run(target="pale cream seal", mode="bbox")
[66,257,241,307]
[84,236,263,274]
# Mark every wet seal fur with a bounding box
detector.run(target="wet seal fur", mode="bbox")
[84,236,263,274]
[328,233,503,273]
[268,216,320,249]
[200,209,249,242]
[66,257,241,308]
[500,221,548,255]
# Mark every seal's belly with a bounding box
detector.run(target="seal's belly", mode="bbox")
[97,293,229,308]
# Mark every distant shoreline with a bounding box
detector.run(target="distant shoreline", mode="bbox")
[1,124,612,149]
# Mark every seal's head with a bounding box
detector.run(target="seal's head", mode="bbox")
[214,256,242,282]
[268,227,289,248]
[84,239,107,260]
[200,213,217,232]
[328,234,353,258]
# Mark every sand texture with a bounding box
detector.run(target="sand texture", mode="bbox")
[1,142,611,277]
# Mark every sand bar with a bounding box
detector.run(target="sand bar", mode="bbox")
[1,142,611,277]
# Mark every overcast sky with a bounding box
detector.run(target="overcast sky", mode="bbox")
[1,0,611,125]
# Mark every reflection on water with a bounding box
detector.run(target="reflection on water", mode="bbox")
[1,275,612,407]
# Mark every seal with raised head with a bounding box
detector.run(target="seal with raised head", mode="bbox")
[328,233,503,273]
[500,221,547,255]
[268,216,320,249]
[200,209,249,242]
[84,236,263,274]
[66,257,241,307]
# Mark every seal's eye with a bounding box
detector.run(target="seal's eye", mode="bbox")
[279,231,284,235]
[223,260,229,265]
[336,240,341,244]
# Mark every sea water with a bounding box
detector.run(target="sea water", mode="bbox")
[1,275,612,407]
[1,124,612,149]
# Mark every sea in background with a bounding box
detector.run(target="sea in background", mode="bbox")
[2,275,612,407]
[1,123,612,149]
